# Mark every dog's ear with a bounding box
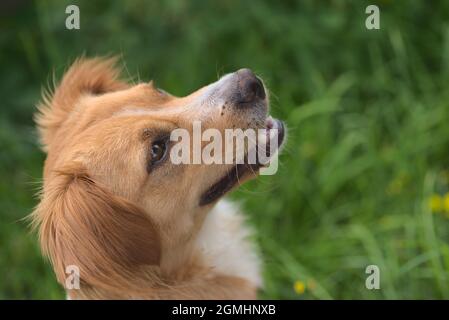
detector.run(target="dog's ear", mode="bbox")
[35,57,129,151]
[31,163,160,293]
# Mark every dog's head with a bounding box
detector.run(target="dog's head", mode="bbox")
[32,57,285,294]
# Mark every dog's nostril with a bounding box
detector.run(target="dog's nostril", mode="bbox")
[237,68,266,103]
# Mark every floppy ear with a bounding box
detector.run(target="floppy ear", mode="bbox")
[31,164,160,293]
[35,57,129,151]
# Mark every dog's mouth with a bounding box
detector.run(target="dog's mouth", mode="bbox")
[199,117,285,206]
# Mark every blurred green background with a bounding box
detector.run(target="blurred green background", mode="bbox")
[2,0,449,299]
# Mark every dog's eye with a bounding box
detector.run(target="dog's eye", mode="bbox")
[150,140,168,165]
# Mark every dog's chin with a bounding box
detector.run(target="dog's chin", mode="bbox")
[199,116,285,206]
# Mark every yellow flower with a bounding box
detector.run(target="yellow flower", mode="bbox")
[443,193,449,213]
[428,194,443,213]
[294,280,306,295]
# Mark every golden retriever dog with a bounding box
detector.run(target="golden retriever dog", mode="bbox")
[31,57,285,299]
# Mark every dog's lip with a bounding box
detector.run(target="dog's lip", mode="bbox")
[199,117,285,206]
[264,116,285,152]
[199,162,259,206]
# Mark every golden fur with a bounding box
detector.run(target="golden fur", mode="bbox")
[31,57,267,299]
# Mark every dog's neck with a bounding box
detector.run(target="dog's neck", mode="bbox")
[66,200,260,299]
[67,227,205,299]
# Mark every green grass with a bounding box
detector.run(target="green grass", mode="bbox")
[1,0,449,299]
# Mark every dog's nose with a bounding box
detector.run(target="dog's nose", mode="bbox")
[236,68,266,103]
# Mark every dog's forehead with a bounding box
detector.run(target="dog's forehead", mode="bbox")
[87,81,210,120]
[71,85,174,130]
[49,78,216,166]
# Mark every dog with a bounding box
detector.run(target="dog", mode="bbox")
[31,57,285,299]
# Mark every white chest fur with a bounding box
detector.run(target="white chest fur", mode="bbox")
[195,199,262,288]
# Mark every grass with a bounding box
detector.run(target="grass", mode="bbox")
[1,0,449,299]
